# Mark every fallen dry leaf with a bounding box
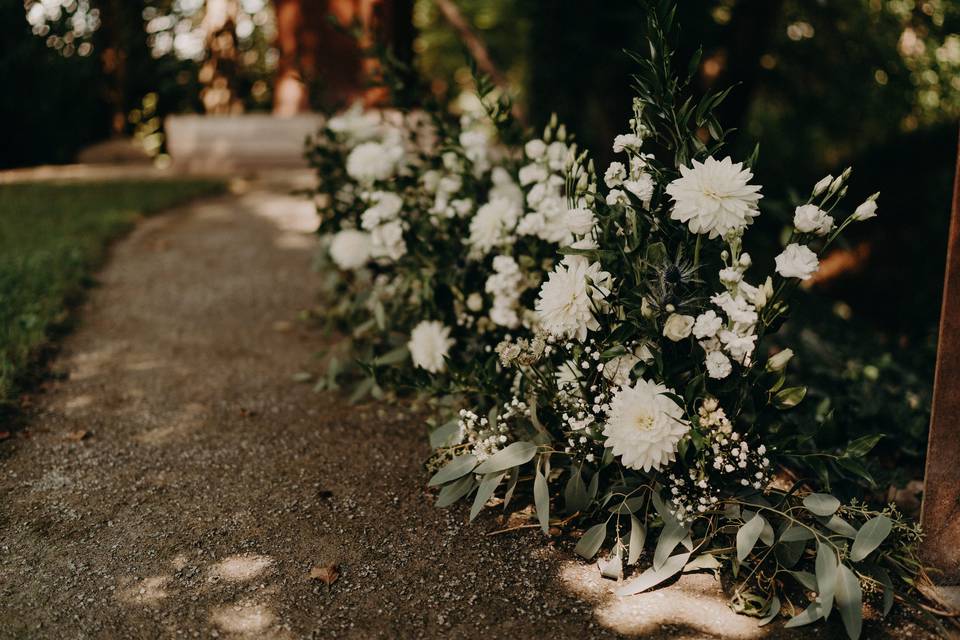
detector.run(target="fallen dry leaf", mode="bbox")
[272,320,293,333]
[0,431,10,441]
[309,564,339,585]
[65,430,90,441]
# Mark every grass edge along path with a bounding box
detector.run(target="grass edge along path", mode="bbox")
[0,178,226,415]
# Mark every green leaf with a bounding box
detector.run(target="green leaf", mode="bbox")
[874,566,895,616]
[428,454,478,487]
[773,386,807,409]
[436,475,475,507]
[429,418,461,449]
[373,345,408,366]
[503,466,520,509]
[564,469,589,514]
[780,526,815,542]
[737,513,766,561]
[790,570,818,592]
[758,595,780,626]
[628,514,646,565]
[615,551,691,596]
[835,564,863,640]
[470,472,505,521]
[575,523,607,559]
[816,542,839,619]
[849,515,892,562]
[820,514,859,538]
[784,602,823,629]
[803,493,841,516]
[474,441,537,474]
[534,464,550,534]
[844,434,883,458]
[654,518,690,570]
[683,553,721,572]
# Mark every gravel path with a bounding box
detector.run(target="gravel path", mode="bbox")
[0,174,939,639]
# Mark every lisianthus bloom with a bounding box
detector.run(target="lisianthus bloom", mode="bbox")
[329,229,371,270]
[852,195,879,221]
[774,243,819,280]
[535,257,611,342]
[793,204,834,236]
[603,379,690,472]
[663,313,695,341]
[666,156,762,239]
[408,320,454,373]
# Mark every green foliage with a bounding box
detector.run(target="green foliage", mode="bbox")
[0,179,224,408]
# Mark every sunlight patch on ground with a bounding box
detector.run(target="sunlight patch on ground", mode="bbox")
[208,554,275,583]
[136,402,206,445]
[116,575,171,605]
[210,601,275,634]
[244,189,318,251]
[560,561,768,639]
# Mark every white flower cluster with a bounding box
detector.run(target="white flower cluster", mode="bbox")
[515,130,578,245]
[485,255,525,329]
[454,409,507,463]
[360,191,407,263]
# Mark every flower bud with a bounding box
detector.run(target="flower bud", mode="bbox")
[766,348,794,372]
[813,175,833,196]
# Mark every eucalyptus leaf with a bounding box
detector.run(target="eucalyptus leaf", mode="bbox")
[534,464,550,534]
[654,519,690,570]
[616,551,691,596]
[820,514,859,538]
[373,345,408,366]
[803,493,841,517]
[816,542,839,619]
[784,602,823,629]
[790,570,818,592]
[503,466,519,509]
[474,441,537,474]
[428,418,461,449]
[758,595,780,626]
[436,475,475,508]
[736,513,766,562]
[469,472,505,521]
[428,454,478,487]
[835,564,863,640]
[780,525,815,542]
[564,469,589,514]
[683,553,721,572]
[849,515,892,562]
[575,523,607,560]
[628,514,646,566]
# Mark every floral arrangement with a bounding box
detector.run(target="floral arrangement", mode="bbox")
[307,7,936,638]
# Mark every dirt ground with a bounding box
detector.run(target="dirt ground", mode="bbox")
[0,172,944,639]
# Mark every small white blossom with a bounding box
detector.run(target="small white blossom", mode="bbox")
[663,313,695,341]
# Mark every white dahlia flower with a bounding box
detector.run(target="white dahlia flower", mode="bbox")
[666,156,762,238]
[346,141,404,184]
[603,379,690,472]
[329,229,371,270]
[535,258,612,342]
[408,320,454,374]
[774,243,819,280]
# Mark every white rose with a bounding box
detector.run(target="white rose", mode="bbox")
[565,208,596,236]
[774,243,819,280]
[329,229,371,270]
[663,313,695,342]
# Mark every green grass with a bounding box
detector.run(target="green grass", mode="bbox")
[0,179,225,409]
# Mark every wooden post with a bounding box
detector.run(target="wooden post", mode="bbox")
[921,129,960,583]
